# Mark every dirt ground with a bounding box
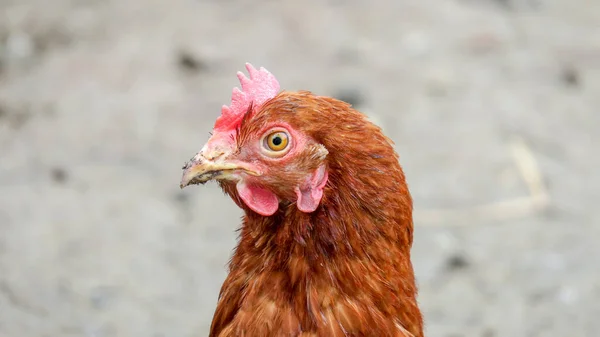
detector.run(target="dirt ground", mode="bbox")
[0,1,599,336]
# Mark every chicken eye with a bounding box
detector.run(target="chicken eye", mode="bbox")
[264,131,289,152]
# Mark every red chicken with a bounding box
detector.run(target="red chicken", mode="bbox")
[180,64,423,337]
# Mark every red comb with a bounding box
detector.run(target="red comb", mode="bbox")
[213,63,280,131]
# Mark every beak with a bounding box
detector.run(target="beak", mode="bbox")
[180,151,259,189]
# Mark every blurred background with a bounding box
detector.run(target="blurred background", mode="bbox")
[0,0,598,336]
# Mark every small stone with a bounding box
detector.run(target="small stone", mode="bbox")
[174,191,189,204]
[445,253,470,271]
[50,167,68,183]
[177,50,207,73]
[560,66,580,87]
[334,87,365,108]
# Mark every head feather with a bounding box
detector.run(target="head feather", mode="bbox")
[214,63,280,132]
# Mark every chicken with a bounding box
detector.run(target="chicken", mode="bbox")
[180,64,423,337]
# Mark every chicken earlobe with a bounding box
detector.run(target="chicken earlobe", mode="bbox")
[294,164,328,213]
[236,181,279,216]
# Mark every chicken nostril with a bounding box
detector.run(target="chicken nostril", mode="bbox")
[203,150,225,161]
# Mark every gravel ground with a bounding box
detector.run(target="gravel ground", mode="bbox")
[0,1,599,336]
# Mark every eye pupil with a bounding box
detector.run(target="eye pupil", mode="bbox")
[263,130,290,154]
